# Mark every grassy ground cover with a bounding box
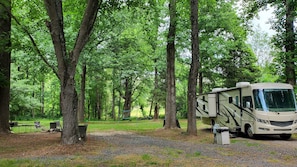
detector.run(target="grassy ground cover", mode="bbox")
[10,119,200,134]
[1,119,213,167]
[3,119,297,166]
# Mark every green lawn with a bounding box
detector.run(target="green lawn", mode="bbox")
[10,119,198,134]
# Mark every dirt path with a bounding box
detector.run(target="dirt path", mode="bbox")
[89,131,297,167]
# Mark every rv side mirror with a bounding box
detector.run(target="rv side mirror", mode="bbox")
[246,101,251,108]
[203,105,205,110]
[229,97,233,103]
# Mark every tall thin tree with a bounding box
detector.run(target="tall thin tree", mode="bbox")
[164,0,178,129]
[284,0,296,85]
[187,0,199,136]
[0,0,11,134]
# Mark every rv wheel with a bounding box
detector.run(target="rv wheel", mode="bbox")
[246,125,254,138]
[280,134,291,140]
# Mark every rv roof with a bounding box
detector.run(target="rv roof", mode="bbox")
[206,82,293,94]
[236,82,250,87]
[250,83,293,89]
[211,88,228,92]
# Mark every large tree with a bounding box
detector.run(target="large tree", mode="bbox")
[187,0,199,136]
[43,0,100,144]
[0,0,11,134]
[164,0,178,129]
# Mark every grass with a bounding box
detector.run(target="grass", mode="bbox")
[87,119,167,132]
[10,119,61,133]
[10,119,207,134]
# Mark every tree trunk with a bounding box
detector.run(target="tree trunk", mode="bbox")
[32,90,35,118]
[60,70,79,144]
[0,0,11,134]
[96,92,102,120]
[123,77,132,118]
[198,72,203,94]
[44,0,99,144]
[153,60,159,120]
[111,69,116,120]
[40,81,45,116]
[78,63,86,123]
[87,99,90,120]
[118,91,121,120]
[284,1,296,86]
[187,0,199,136]
[112,82,116,121]
[154,103,159,120]
[149,99,153,117]
[164,0,177,129]
[93,102,97,120]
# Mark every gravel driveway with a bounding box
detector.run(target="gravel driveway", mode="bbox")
[90,131,297,167]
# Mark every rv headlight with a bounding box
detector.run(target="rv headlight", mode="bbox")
[257,119,270,124]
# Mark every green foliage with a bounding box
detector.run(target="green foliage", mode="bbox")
[242,0,297,85]
[10,64,42,120]
[259,64,279,82]
[8,0,285,122]
[198,0,261,90]
[43,75,60,118]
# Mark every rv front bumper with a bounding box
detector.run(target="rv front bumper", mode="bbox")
[255,122,297,134]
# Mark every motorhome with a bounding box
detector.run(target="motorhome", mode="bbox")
[197,82,297,139]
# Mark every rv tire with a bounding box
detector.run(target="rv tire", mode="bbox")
[246,125,254,138]
[280,134,291,140]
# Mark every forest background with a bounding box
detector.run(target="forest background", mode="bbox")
[0,0,296,132]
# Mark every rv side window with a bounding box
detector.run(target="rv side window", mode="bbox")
[236,96,239,105]
[243,96,253,108]
[229,97,233,103]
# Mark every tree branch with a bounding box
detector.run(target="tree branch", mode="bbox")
[72,0,101,64]
[0,2,59,79]
[44,0,67,80]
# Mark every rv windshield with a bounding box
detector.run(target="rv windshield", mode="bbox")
[253,89,297,112]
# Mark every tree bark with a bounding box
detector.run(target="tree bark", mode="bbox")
[0,0,11,134]
[112,78,116,120]
[198,72,203,94]
[78,63,86,123]
[187,0,199,136]
[96,90,102,120]
[153,59,159,120]
[154,103,159,120]
[123,77,132,118]
[284,1,296,86]
[44,0,99,144]
[164,0,177,129]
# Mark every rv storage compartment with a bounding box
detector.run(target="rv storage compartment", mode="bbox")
[208,94,217,117]
[215,127,230,145]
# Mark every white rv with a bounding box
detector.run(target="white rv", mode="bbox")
[197,82,297,139]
